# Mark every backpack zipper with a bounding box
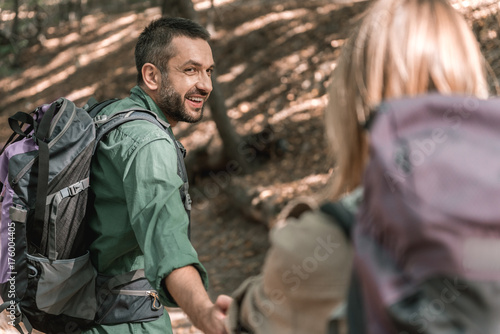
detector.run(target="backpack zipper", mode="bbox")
[110,289,156,296]
[110,289,162,310]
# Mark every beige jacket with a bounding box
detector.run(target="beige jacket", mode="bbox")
[226,200,354,334]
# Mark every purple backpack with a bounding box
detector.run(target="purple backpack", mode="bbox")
[0,98,190,333]
[0,99,97,333]
[353,94,500,333]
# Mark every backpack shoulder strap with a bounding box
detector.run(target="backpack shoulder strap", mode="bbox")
[345,267,366,334]
[92,108,169,151]
[92,107,192,236]
[320,201,354,239]
[320,188,366,334]
[84,98,119,118]
[319,187,362,239]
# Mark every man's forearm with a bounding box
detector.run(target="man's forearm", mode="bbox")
[165,265,227,333]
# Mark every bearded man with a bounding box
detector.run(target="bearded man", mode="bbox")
[84,17,231,334]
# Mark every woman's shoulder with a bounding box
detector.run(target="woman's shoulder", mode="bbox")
[272,188,363,242]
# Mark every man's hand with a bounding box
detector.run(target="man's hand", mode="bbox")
[193,294,233,334]
[215,294,232,314]
[165,266,233,334]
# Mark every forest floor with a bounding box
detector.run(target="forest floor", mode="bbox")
[1,0,500,332]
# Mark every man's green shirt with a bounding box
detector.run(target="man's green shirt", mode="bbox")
[83,86,208,334]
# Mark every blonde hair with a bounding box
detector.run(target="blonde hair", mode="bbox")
[325,0,489,199]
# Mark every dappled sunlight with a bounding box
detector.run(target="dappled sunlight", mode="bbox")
[223,44,331,118]
[223,53,305,110]
[227,102,252,120]
[76,24,139,67]
[65,83,100,102]
[330,38,346,48]
[279,47,316,73]
[92,13,142,39]
[241,113,267,133]
[112,64,136,77]
[0,12,143,108]
[6,65,77,106]
[3,52,75,93]
[270,96,327,123]
[195,0,237,10]
[40,31,80,49]
[177,120,218,152]
[224,75,261,109]
[217,63,247,83]
[468,1,499,18]
[253,172,331,205]
[233,9,308,37]
[452,0,499,10]
[317,3,344,14]
[0,8,37,21]
[242,20,317,70]
[0,11,16,22]
[276,21,316,45]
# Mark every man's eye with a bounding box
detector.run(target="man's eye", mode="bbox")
[185,68,196,74]
[207,69,213,76]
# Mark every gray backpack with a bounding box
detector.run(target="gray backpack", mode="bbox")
[0,97,191,333]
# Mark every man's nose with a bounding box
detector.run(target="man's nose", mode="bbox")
[197,72,213,94]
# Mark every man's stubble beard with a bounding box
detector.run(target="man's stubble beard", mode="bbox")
[156,74,205,124]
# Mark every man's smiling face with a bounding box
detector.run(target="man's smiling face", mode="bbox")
[156,35,214,124]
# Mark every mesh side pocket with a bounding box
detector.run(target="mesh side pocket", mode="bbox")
[27,251,97,320]
[40,143,94,259]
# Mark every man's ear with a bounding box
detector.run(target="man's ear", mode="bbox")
[141,63,161,91]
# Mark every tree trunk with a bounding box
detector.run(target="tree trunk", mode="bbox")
[162,0,198,19]
[10,0,21,67]
[12,0,20,39]
[208,73,250,173]
[163,0,250,173]
[206,0,216,34]
[72,0,84,33]
[32,1,47,45]
[59,0,69,23]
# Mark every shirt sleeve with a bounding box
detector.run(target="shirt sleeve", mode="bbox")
[121,134,208,307]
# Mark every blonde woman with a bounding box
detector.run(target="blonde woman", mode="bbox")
[226,0,492,333]
[326,0,496,333]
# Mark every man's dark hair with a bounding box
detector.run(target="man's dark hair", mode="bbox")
[135,17,211,85]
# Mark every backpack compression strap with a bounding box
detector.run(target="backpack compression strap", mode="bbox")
[0,301,34,334]
[0,112,37,156]
[33,100,61,260]
[0,111,38,190]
